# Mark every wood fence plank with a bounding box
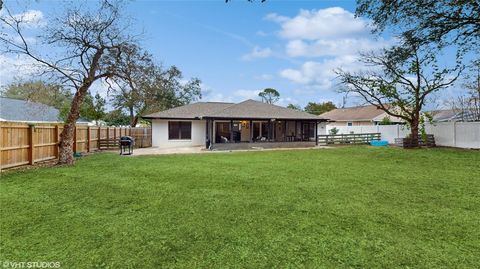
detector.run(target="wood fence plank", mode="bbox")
[28,125,34,165]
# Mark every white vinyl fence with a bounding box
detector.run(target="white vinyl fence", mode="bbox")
[323,122,480,149]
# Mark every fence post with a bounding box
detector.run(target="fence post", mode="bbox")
[73,126,77,153]
[54,125,59,158]
[453,121,456,147]
[143,127,147,148]
[87,126,91,152]
[97,127,101,149]
[28,125,35,165]
[114,128,117,140]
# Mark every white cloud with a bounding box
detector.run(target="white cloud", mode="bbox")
[266,7,389,60]
[254,74,274,81]
[264,13,289,23]
[241,46,273,61]
[264,7,395,93]
[0,54,42,86]
[286,38,390,57]
[280,55,361,90]
[267,8,369,40]
[200,85,234,103]
[5,10,46,28]
[277,97,299,107]
[202,93,234,103]
[255,30,269,37]
[233,89,261,99]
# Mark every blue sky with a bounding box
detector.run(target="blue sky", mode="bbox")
[0,0,466,109]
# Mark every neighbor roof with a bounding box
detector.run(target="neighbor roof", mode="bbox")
[319,105,388,121]
[0,97,61,122]
[430,109,479,122]
[143,99,326,120]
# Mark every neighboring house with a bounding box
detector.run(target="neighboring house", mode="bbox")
[319,105,404,127]
[0,97,61,123]
[430,109,479,122]
[0,97,89,124]
[143,99,328,150]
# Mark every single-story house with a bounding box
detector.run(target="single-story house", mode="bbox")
[429,109,479,122]
[0,97,89,124]
[143,99,328,150]
[319,105,404,127]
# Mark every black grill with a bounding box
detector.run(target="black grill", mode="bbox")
[119,136,135,155]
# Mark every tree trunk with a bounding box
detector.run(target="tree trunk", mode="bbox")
[58,85,90,165]
[410,111,420,147]
[129,107,137,127]
[130,116,139,128]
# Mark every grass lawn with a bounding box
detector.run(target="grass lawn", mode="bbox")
[1,146,479,268]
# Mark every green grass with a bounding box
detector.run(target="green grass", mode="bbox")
[1,147,479,268]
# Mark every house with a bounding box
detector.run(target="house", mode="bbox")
[1,97,62,123]
[0,97,89,124]
[430,109,479,122]
[319,105,403,126]
[143,99,328,150]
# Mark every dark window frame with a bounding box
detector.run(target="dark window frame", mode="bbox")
[168,121,192,140]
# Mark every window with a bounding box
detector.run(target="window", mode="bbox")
[168,121,191,140]
[347,122,353,126]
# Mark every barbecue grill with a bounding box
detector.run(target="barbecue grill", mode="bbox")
[119,136,135,155]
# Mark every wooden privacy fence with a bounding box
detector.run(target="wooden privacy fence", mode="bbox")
[318,133,381,146]
[0,122,152,170]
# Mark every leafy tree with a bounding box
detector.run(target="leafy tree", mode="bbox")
[258,88,280,104]
[356,0,479,52]
[58,91,106,125]
[104,109,130,126]
[286,103,301,110]
[109,44,201,127]
[80,92,106,125]
[329,127,339,135]
[336,38,462,144]
[0,1,139,164]
[304,101,337,115]
[1,80,72,110]
[379,116,393,125]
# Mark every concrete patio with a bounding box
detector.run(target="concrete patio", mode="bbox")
[131,145,332,156]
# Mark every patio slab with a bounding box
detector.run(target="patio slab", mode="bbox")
[130,145,332,156]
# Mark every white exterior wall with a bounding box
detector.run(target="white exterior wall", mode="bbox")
[151,119,206,148]
[324,122,480,149]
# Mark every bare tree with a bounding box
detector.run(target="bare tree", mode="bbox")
[109,44,201,127]
[107,44,156,127]
[0,1,139,164]
[337,39,462,144]
[448,60,480,121]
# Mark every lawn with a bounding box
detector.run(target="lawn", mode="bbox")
[0,147,479,268]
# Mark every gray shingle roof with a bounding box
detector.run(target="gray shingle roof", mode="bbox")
[143,102,234,119]
[143,99,326,120]
[0,97,61,122]
[319,105,386,121]
[205,99,324,120]
[430,109,479,122]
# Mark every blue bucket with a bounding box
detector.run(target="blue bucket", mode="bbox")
[370,140,388,146]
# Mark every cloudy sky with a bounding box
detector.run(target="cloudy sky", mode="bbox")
[0,0,462,109]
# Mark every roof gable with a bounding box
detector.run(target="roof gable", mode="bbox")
[143,99,325,120]
[205,99,322,120]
